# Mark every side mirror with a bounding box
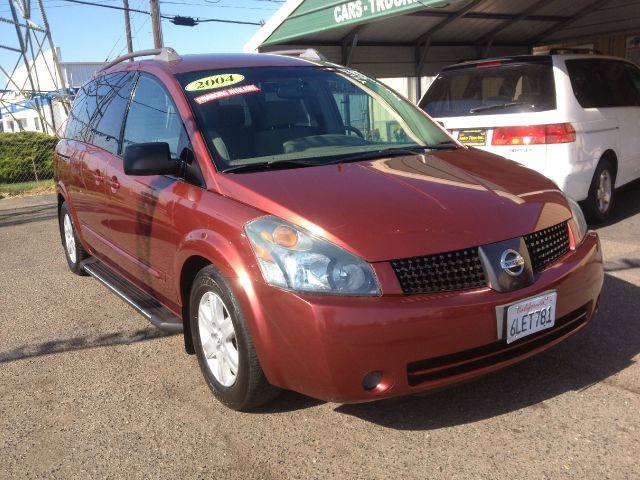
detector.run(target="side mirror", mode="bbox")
[123,142,179,176]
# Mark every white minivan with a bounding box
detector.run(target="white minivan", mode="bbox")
[419,53,640,222]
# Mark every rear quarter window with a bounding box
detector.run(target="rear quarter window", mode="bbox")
[566,59,640,108]
[420,61,557,117]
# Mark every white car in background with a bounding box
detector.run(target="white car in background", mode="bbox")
[419,53,640,222]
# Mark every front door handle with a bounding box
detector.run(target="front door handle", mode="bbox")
[110,176,120,193]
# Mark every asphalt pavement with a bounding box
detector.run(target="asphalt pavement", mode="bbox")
[0,187,638,479]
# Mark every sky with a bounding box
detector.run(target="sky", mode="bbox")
[0,0,285,65]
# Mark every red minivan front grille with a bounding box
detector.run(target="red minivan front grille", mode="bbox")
[391,222,570,295]
[523,222,570,273]
[390,247,486,294]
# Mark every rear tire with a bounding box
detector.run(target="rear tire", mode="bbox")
[584,159,615,224]
[59,202,89,275]
[189,265,280,411]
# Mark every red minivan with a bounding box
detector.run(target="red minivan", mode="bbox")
[55,48,604,410]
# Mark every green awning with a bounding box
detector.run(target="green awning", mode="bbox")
[246,0,640,85]
[262,0,447,46]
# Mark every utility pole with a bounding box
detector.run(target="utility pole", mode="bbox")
[123,0,134,57]
[150,0,163,48]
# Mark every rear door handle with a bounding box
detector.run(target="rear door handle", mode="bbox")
[110,176,120,193]
[94,169,104,185]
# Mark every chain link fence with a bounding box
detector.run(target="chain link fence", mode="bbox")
[0,130,59,198]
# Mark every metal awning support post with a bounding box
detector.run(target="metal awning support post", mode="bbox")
[414,36,432,100]
[529,0,612,44]
[477,0,555,57]
[413,0,485,48]
[341,28,361,67]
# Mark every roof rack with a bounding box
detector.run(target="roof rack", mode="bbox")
[548,48,602,55]
[266,48,327,61]
[98,47,181,72]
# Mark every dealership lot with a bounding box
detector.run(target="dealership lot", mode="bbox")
[0,187,638,479]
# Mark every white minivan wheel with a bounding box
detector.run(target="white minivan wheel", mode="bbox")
[585,159,615,223]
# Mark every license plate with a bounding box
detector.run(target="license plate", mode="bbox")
[457,129,487,146]
[505,292,557,344]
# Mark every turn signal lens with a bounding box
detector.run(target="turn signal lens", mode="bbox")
[492,123,576,146]
[567,197,588,247]
[273,225,298,248]
[255,244,273,261]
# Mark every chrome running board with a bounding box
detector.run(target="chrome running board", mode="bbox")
[82,259,183,333]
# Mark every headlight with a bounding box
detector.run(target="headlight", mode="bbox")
[244,216,380,296]
[567,197,587,245]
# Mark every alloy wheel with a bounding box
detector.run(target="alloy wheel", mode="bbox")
[197,291,239,387]
[596,170,612,214]
[63,213,77,264]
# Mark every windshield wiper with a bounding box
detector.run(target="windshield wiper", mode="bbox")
[221,159,320,174]
[320,144,458,165]
[425,142,459,150]
[469,102,534,114]
[222,144,459,172]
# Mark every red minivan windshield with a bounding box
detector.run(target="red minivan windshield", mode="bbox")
[420,61,557,118]
[178,67,453,171]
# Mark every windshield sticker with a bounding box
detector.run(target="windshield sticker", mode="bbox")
[194,84,260,105]
[185,73,245,92]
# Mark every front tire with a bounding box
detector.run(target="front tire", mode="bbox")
[189,265,280,410]
[59,202,89,275]
[584,159,615,223]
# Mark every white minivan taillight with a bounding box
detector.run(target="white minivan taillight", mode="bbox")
[492,123,576,146]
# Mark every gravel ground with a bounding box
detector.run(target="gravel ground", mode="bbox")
[0,186,638,480]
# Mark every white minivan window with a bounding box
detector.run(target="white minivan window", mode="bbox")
[566,59,640,108]
[420,60,556,117]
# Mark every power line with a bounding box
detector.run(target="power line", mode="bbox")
[61,0,151,15]
[59,0,262,25]
[160,1,279,10]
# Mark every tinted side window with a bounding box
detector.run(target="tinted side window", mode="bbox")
[566,59,639,108]
[623,63,640,104]
[92,72,136,155]
[65,87,88,140]
[122,75,182,157]
[66,81,99,142]
[79,80,100,143]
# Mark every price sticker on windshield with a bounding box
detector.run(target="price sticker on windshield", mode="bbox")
[185,74,245,92]
[194,84,260,105]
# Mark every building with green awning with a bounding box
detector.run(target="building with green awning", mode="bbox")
[245,0,640,101]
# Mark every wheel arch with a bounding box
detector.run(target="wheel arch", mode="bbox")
[179,255,213,354]
[175,231,254,354]
[57,192,65,217]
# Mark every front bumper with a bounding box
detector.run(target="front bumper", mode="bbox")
[233,232,603,403]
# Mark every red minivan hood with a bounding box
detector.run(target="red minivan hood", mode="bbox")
[216,149,571,262]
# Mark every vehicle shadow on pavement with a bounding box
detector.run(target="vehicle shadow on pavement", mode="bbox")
[334,272,639,430]
[0,327,175,364]
[0,204,57,228]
